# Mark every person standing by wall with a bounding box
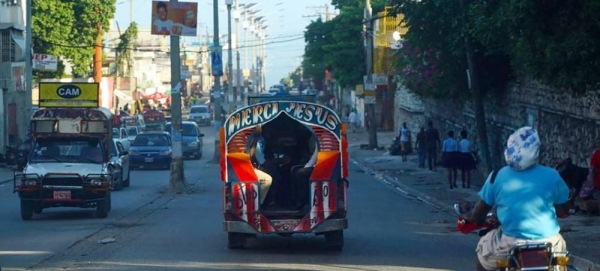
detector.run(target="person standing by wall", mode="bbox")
[442,131,459,189]
[458,130,476,188]
[415,126,427,168]
[425,121,441,171]
[348,110,357,133]
[399,122,411,162]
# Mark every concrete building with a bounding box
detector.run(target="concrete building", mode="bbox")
[0,0,27,160]
[104,26,211,108]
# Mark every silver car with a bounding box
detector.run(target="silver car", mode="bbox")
[109,139,131,190]
[188,105,212,126]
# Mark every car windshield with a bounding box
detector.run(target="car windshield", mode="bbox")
[165,124,197,136]
[127,127,138,136]
[190,107,208,113]
[112,128,119,138]
[29,138,103,164]
[146,123,163,131]
[132,134,170,146]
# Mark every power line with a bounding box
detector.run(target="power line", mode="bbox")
[36,36,304,54]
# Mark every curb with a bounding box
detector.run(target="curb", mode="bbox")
[350,155,598,271]
[571,256,600,271]
[0,178,11,185]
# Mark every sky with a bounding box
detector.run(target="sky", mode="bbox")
[112,0,334,88]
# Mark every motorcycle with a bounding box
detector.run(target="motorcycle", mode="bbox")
[454,201,570,271]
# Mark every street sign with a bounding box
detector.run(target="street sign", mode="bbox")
[33,54,58,71]
[39,82,99,108]
[211,46,223,76]
[181,66,190,79]
[363,75,376,104]
[372,74,388,86]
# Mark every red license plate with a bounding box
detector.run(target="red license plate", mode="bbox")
[518,250,549,267]
[53,191,71,200]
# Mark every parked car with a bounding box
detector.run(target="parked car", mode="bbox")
[164,121,204,159]
[188,105,212,126]
[109,139,130,190]
[128,132,172,170]
[112,127,131,150]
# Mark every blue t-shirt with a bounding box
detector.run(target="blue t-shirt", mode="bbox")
[478,165,570,239]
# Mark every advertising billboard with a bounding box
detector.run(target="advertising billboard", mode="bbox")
[151,1,198,36]
[33,54,59,71]
[39,82,99,108]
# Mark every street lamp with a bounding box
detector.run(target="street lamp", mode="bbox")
[225,0,234,113]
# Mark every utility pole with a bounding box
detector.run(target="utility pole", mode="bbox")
[24,0,32,141]
[211,0,224,163]
[235,0,242,109]
[129,0,133,22]
[226,0,234,114]
[94,9,103,107]
[168,0,187,193]
[306,4,337,22]
[458,0,491,173]
[364,0,378,148]
[114,22,122,114]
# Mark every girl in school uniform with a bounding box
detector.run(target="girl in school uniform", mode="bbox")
[442,131,459,189]
[458,130,476,188]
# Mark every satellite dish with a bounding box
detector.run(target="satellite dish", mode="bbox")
[392,31,402,41]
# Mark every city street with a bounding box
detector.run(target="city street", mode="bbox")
[2,127,481,271]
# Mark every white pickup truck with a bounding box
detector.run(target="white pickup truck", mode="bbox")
[112,127,131,151]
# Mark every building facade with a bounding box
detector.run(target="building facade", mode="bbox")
[0,0,27,159]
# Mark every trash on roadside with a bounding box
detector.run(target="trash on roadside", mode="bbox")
[97,237,116,244]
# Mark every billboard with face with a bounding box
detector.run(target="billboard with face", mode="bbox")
[151,1,198,36]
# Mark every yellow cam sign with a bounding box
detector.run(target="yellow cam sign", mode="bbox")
[39,82,99,108]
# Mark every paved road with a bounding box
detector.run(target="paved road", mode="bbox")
[2,127,486,271]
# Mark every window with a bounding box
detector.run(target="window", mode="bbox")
[127,127,138,136]
[0,31,14,62]
[132,134,170,146]
[30,138,103,163]
[190,107,208,113]
[165,124,198,136]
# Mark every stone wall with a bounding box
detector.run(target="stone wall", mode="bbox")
[398,77,600,169]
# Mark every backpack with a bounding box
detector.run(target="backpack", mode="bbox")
[490,168,500,184]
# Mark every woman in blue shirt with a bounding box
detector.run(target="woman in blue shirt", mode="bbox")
[442,131,459,189]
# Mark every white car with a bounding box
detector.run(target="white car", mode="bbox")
[188,105,212,126]
[126,126,142,144]
[112,127,131,151]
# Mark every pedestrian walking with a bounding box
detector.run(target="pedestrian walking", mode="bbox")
[415,126,426,168]
[399,122,411,162]
[425,121,441,171]
[458,130,476,188]
[349,110,357,133]
[442,130,459,189]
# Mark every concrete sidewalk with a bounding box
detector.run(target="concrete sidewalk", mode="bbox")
[0,164,15,185]
[347,130,600,271]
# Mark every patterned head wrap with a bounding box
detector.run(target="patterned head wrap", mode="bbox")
[504,126,540,171]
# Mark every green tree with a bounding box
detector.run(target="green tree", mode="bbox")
[116,22,138,76]
[280,66,303,87]
[468,0,600,92]
[390,0,514,172]
[32,0,117,78]
[302,1,388,89]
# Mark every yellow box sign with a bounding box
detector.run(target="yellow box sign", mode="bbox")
[39,82,99,108]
